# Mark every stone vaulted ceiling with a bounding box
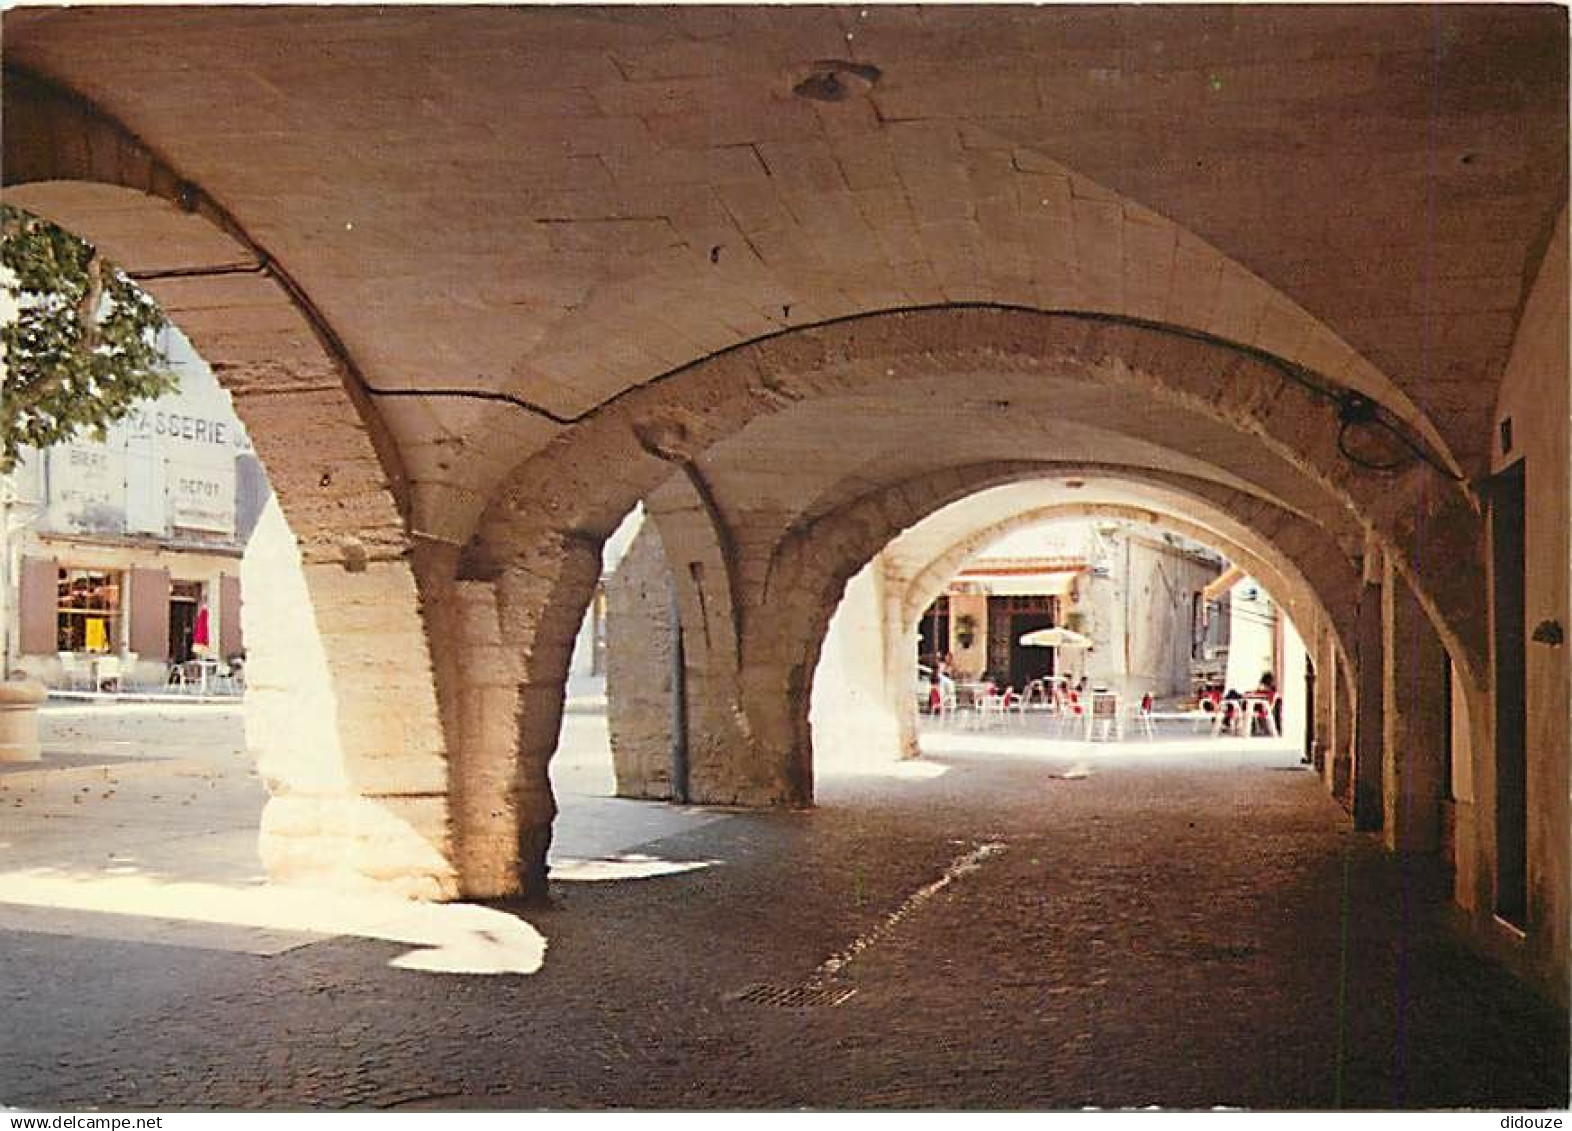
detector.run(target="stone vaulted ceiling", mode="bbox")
[3,5,1567,527]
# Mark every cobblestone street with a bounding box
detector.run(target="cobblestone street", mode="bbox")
[0,706,1564,1110]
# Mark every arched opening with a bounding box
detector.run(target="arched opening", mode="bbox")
[566,303,1451,909]
[0,13,1561,1110]
[896,513,1312,757]
[1,177,455,901]
[544,504,722,882]
[802,477,1348,789]
[5,66,1490,910]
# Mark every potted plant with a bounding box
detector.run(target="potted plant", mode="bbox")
[954,613,978,650]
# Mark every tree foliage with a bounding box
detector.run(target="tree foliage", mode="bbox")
[1,204,177,473]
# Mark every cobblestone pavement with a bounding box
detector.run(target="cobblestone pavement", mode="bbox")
[0,708,1565,1111]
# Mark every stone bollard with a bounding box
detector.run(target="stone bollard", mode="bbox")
[0,679,47,763]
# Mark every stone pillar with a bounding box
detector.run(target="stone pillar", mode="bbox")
[606,503,808,809]
[243,498,458,900]
[891,627,923,760]
[0,679,46,763]
[1331,660,1355,805]
[1382,559,1448,853]
[427,571,527,899]
[1353,544,1385,831]
[1448,663,1480,910]
[642,476,814,808]
[494,536,604,900]
[1312,628,1336,775]
[605,524,678,800]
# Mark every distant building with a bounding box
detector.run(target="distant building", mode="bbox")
[920,520,1225,700]
[566,506,644,690]
[3,327,268,690]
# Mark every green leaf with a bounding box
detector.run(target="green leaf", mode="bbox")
[1,204,179,473]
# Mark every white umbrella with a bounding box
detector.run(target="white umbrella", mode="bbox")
[1018,626,1093,649]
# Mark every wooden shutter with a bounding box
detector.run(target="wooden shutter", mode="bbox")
[219,573,243,658]
[18,556,58,655]
[128,567,171,660]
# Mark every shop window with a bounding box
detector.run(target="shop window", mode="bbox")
[57,568,123,653]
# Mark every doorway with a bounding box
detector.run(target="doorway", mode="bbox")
[918,597,950,668]
[169,581,204,664]
[1009,611,1057,688]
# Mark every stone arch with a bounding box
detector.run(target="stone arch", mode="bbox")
[611,451,1362,806]
[900,504,1343,658]
[751,462,1361,795]
[886,496,1356,762]
[474,306,1482,895]
[480,309,1481,682]
[3,70,457,897]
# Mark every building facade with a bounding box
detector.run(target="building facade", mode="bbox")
[3,328,267,691]
[924,520,1226,701]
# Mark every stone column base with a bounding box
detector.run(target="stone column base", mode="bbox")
[259,794,459,901]
[0,679,47,763]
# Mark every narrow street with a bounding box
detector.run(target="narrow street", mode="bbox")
[0,706,1563,1110]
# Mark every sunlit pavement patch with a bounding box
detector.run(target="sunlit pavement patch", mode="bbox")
[0,871,546,975]
[550,854,717,882]
[818,759,951,781]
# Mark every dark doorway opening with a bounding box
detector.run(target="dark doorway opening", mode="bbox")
[1304,657,1317,765]
[1008,611,1057,689]
[1488,459,1527,928]
[169,580,204,664]
[918,597,949,667]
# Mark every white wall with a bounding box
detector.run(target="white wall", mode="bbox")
[811,557,901,766]
[569,505,644,682]
[1225,576,1277,692]
[1281,613,1308,752]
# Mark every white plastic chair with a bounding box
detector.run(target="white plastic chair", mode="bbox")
[94,655,122,693]
[58,652,90,691]
[1006,687,1029,726]
[1133,694,1157,740]
[167,661,192,694]
[1246,694,1280,738]
[978,689,1008,729]
[1053,686,1085,738]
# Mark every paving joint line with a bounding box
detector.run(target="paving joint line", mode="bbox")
[811,840,1007,987]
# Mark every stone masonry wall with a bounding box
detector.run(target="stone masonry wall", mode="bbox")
[606,523,677,800]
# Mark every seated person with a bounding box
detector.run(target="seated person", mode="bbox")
[1253,671,1280,731]
[1221,687,1243,726]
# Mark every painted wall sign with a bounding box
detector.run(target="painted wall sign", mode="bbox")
[127,408,237,448]
[22,325,266,547]
[168,458,237,534]
[45,444,128,535]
